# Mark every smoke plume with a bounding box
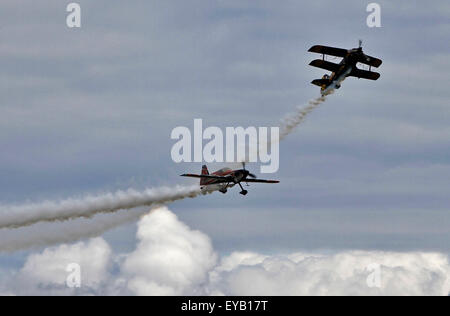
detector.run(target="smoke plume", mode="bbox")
[0,185,207,229]
[0,206,159,253]
[279,94,329,140]
[0,92,332,251]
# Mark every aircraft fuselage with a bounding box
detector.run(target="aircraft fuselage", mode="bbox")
[199,168,248,194]
[320,50,362,96]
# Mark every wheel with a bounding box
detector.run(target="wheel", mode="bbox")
[240,190,248,196]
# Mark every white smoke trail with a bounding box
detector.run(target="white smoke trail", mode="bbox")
[0,206,159,253]
[251,93,331,162]
[0,185,207,229]
[279,94,329,141]
[0,93,331,251]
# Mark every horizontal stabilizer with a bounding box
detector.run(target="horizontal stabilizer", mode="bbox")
[311,79,330,87]
[308,45,348,57]
[349,68,380,80]
[309,59,340,72]
[245,179,280,184]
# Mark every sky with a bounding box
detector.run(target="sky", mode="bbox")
[0,0,449,295]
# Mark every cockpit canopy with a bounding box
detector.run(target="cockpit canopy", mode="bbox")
[216,167,231,174]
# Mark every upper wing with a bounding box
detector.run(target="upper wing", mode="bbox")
[358,55,382,68]
[309,59,340,72]
[245,179,280,184]
[349,68,380,80]
[181,174,230,182]
[308,45,348,57]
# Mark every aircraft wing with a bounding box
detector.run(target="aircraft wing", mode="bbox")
[181,174,231,182]
[245,179,280,184]
[309,59,340,72]
[358,55,382,68]
[308,45,348,57]
[349,68,380,80]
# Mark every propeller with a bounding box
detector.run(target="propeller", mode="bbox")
[241,162,256,178]
[358,39,372,63]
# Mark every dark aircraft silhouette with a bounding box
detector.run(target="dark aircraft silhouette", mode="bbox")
[309,41,382,96]
[181,163,279,195]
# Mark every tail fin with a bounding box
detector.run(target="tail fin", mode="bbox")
[200,165,209,185]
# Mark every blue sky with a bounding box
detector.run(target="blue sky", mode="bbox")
[0,1,449,293]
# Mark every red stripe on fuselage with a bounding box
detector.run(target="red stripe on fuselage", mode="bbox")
[203,170,235,185]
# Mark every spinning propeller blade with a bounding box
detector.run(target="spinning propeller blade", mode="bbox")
[241,162,256,178]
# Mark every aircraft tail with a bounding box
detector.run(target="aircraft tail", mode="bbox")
[200,165,209,185]
[311,79,330,87]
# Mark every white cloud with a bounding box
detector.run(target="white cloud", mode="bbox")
[211,251,450,296]
[120,207,217,295]
[9,238,112,295]
[20,237,111,285]
[1,207,449,296]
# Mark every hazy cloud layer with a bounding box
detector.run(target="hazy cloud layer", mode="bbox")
[1,208,448,296]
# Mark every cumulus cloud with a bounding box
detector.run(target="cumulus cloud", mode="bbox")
[7,238,112,295]
[210,251,450,296]
[1,207,448,296]
[120,207,217,295]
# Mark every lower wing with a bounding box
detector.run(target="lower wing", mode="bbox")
[309,59,340,72]
[181,174,231,183]
[349,68,380,80]
[358,55,382,68]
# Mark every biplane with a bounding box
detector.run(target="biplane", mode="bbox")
[308,41,382,96]
[181,163,279,195]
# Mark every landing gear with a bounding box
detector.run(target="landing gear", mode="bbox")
[238,183,248,196]
[220,182,231,194]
